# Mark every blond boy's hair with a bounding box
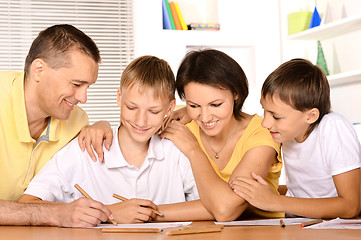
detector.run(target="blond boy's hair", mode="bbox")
[262,58,331,137]
[121,55,175,101]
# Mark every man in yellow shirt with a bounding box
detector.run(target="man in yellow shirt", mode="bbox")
[0,24,113,227]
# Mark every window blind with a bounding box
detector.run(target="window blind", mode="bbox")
[0,0,134,127]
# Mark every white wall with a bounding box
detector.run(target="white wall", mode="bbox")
[280,0,361,123]
[132,0,282,115]
[132,0,285,183]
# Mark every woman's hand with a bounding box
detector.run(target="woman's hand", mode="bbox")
[78,121,113,162]
[160,120,200,156]
[170,106,191,124]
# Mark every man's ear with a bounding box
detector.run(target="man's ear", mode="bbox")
[116,87,122,107]
[306,108,320,124]
[30,59,45,82]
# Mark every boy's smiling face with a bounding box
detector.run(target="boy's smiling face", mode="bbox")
[117,83,175,144]
[260,94,313,143]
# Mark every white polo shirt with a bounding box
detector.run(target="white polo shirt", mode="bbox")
[24,127,199,205]
[283,113,361,200]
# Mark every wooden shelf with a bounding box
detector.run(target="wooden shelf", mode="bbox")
[288,14,361,41]
[328,69,361,87]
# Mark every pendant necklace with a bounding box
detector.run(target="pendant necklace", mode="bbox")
[204,123,239,159]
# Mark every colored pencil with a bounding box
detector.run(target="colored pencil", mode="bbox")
[102,228,162,233]
[74,184,117,226]
[301,219,323,228]
[280,219,286,228]
[166,224,224,236]
[112,193,164,217]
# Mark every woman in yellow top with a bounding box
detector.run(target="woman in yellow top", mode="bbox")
[161,49,283,221]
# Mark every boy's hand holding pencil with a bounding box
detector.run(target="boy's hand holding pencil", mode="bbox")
[107,194,161,223]
[113,193,164,217]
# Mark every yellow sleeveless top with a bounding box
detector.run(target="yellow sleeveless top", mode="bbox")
[186,114,284,218]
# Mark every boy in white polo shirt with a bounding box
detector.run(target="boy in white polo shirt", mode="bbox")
[19,56,211,226]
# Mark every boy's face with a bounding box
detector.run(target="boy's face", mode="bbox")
[260,94,312,143]
[117,83,175,143]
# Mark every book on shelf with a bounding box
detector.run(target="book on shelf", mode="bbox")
[175,2,188,30]
[162,0,220,31]
[188,23,220,31]
[162,0,172,29]
[163,0,176,30]
[169,1,182,30]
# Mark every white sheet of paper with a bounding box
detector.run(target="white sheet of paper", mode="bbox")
[91,221,192,229]
[306,218,361,229]
[215,218,317,226]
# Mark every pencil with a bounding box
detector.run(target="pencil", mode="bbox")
[166,225,223,236]
[280,219,286,228]
[300,219,323,228]
[112,193,164,217]
[102,228,162,233]
[74,184,117,226]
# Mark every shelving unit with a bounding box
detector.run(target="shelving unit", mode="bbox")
[288,14,361,40]
[287,14,361,86]
[328,69,361,87]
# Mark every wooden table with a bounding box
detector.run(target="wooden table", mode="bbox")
[1,221,360,240]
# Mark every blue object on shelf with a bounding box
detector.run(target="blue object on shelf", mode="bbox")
[309,6,321,28]
[162,0,171,29]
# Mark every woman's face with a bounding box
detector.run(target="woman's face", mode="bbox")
[184,82,236,137]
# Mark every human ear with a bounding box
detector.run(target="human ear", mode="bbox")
[306,108,320,124]
[116,87,122,107]
[157,99,176,135]
[234,94,239,104]
[166,99,176,116]
[30,59,45,82]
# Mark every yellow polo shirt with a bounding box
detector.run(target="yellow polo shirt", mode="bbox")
[0,71,88,201]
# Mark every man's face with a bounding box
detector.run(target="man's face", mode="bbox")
[37,50,98,120]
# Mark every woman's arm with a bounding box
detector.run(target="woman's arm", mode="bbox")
[191,145,277,221]
[155,200,214,221]
[161,121,278,221]
[231,168,360,218]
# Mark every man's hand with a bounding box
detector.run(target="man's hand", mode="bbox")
[78,121,113,162]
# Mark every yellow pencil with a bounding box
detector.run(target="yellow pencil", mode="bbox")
[112,193,164,217]
[74,184,117,226]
